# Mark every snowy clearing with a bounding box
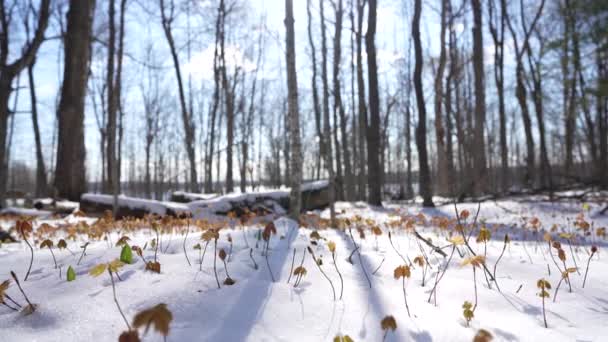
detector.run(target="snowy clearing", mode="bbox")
[0,199,607,341]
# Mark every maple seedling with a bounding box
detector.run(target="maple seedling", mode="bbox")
[328,241,344,300]
[394,265,412,317]
[182,214,192,267]
[57,239,74,256]
[120,303,173,342]
[582,245,598,288]
[380,315,397,341]
[263,222,277,282]
[371,226,382,250]
[462,301,474,327]
[90,260,129,331]
[287,248,296,284]
[16,221,34,281]
[537,278,551,328]
[492,234,510,293]
[219,249,235,285]
[40,239,58,269]
[461,255,485,311]
[428,235,463,305]
[333,334,354,342]
[0,279,20,311]
[308,246,336,300]
[473,329,493,342]
[10,271,36,315]
[292,248,307,287]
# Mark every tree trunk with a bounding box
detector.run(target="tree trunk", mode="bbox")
[27,59,48,197]
[412,0,434,207]
[285,0,302,219]
[356,0,368,201]
[365,0,382,206]
[54,0,94,201]
[160,0,197,192]
[307,0,323,181]
[320,0,336,223]
[471,0,488,195]
[434,0,448,195]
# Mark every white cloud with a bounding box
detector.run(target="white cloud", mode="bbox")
[184,44,256,82]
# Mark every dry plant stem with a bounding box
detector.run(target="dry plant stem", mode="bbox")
[402,276,411,317]
[472,267,478,311]
[294,248,307,287]
[20,230,34,281]
[48,246,58,269]
[453,201,495,284]
[332,252,344,300]
[77,244,88,265]
[213,238,221,289]
[582,251,596,288]
[427,244,456,303]
[347,227,372,288]
[249,248,258,270]
[372,257,385,275]
[153,227,160,263]
[10,271,34,311]
[388,231,410,265]
[309,247,336,300]
[287,248,296,284]
[183,223,191,267]
[265,240,275,282]
[492,237,508,292]
[201,240,210,268]
[566,240,580,274]
[5,293,21,308]
[108,270,131,331]
[222,259,231,279]
[2,301,18,311]
[242,224,251,248]
[553,277,564,302]
[562,259,572,293]
[542,293,548,328]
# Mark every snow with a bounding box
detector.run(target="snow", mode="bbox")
[1,198,607,341]
[81,194,190,216]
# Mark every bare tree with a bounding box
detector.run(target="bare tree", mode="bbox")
[471,0,488,195]
[160,0,198,192]
[0,0,50,205]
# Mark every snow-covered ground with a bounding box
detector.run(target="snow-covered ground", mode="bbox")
[1,199,607,341]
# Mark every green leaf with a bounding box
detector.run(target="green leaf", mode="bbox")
[67,266,76,282]
[120,244,133,264]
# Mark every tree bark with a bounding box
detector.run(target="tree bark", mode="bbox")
[434,0,449,195]
[54,0,94,201]
[356,0,367,201]
[365,0,382,206]
[412,0,434,207]
[27,59,48,197]
[285,0,302,219]
[471,0,488,195]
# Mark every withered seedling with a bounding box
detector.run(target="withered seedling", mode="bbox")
[219,249,235,285]
[473,329,493,342]
[380,315,397,341]
[263,222,277,282]
[582,245,598,288]
[10,271,36,315]
[428,235,463,305]
[57,239,74,256]
[182,213,192,267]
[328,241,344,300]
[537,278,551,328]
[249,248,258,270]
[292,266,308,287]
[492,234,510,292]
[476,227,493,289]
[394,265,412,317]
[40,239,58,269]
[122,303,173,342]
[0,279,20,311]
[371,226,382,250]
[308,246,336,300]
[461,255,485,310]
[16,221,34,281]
[90,260,129,330]
[413,256,426,286]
